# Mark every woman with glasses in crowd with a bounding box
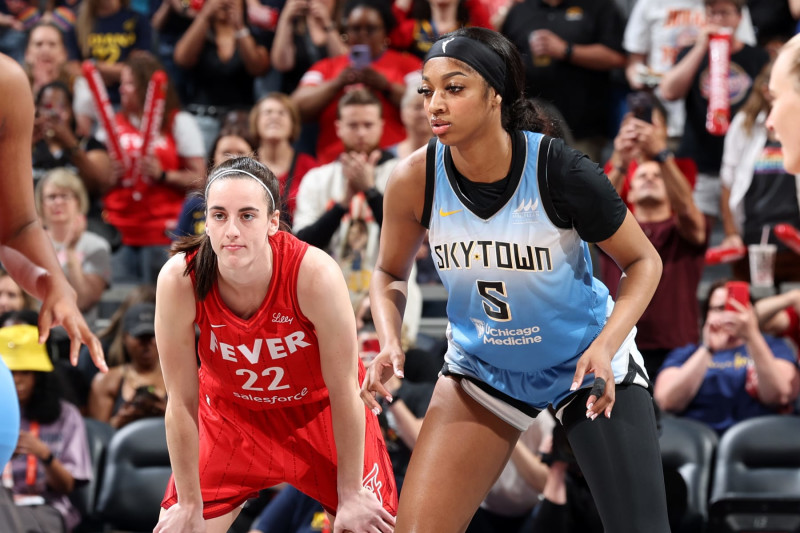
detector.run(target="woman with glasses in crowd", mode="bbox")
[291,0,421,163]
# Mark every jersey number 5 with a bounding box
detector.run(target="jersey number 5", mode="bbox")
[477,280,511,321]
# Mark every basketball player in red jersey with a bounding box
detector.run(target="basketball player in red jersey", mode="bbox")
[0,53,105,369]
[153,156,397,533]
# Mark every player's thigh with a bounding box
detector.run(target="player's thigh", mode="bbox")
[396,376,520,533]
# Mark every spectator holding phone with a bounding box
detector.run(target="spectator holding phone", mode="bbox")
[269,0,347,95]
[653,279,800,434]
[88,302,167,429]
[291,0,421,163]
[600,95,707,379]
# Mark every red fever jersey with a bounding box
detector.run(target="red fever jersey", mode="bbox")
[162,231,397,518]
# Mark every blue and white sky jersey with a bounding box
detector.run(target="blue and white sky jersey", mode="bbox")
[428,131,610,372]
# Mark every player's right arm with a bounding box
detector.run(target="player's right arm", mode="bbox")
[154,254,204,533]
[361,147,428,412]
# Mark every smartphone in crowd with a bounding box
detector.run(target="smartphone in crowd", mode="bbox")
[626,91,654,123]
[725,281,750,311]
[349,44,371,70]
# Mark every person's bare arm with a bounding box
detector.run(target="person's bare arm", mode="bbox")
[15,430,75,493]
[385,399,424,448]
[790,0,800,18]
[291,73,347,121]
[73,148,113,195]
[632,113,705,243]
[653,347,711,412]
[168,157,206,189]
[0,54,105,370]
[509,441,549,493]
[530,30,624,70]
[270,1,301,71]
[174,1,216,68]
[88,368,122,423]
[95,62,125,86]
[754,290,800,334]
[719,185,744,248]
[579,211,663,418]
[153,254,205,533]
[660,155,706,245]
[625,52,648,90]
[569,44,625,70]
[729,301,800,406]
[607,115,637,193]
[298,246,395,532]
[229,0,269,76]
[63,228,108,312]
[361,148,428,411]
[659,30,712,101]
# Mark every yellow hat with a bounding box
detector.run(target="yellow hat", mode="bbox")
[0,325,53,372]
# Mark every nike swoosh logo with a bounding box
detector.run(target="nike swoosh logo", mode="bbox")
[210,324,226,328]
[439,208,463,217]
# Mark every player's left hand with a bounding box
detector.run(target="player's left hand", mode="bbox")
[571,346,615,420]
[334,487,395,533]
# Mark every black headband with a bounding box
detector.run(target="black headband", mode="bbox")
[424,35,506,98]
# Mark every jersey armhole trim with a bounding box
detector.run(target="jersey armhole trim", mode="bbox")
[421,138,437,229]
[537,135,571,230]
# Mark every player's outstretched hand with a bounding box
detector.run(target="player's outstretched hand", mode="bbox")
[360,343,405,415]
[334,487,395,533]
[153,502,205,533]
[571,346,616,420]
[37,273,106,372]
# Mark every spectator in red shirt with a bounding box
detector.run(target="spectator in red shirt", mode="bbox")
[291,0,421,164]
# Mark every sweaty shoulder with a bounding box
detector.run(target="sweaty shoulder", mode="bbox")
[542,137,627,243]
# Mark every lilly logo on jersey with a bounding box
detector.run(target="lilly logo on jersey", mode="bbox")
[272,312,293,324]
[470,318,543,346]
[209,330,310,363]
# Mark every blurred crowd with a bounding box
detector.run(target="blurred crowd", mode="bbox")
[2,0,800,531]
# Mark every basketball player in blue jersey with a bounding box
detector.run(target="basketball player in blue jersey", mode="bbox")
[0,53,106,510]
[361,28,671,533]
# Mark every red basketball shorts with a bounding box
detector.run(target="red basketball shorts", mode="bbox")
[162,393,398,519]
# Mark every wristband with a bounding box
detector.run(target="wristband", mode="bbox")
[700,344,713,354]
[42,451,54,466]
[235,27,250,39]
[66,143,80,158]
[563,42,573,62]
[652,149,673,164]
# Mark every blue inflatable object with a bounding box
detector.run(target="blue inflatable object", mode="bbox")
[0,357,19,468]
